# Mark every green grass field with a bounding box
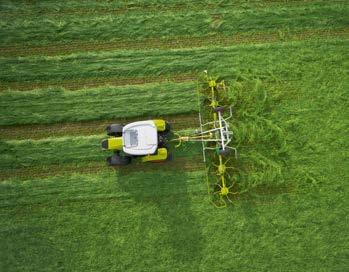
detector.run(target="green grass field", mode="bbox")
[0,1,348,271]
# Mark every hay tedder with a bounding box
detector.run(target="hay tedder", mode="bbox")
[101,72,237,206]
[173,72,238,206]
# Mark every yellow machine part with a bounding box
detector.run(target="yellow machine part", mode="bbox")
[107,137,123,150]
[141,148,167,162]
[153,119,166,132]
[209,80,216,87]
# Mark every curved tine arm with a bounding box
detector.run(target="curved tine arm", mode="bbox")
[229,147,238,159]
[223,158,232,165]
[226,195,234,204]
[211,200,226,208]
[225,172,232,179]
[228,183,236,190]
[219,196,228,207]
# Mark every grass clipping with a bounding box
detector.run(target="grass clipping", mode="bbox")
[226,76,288,193]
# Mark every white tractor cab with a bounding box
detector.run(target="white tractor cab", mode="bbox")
[101,119,171,166]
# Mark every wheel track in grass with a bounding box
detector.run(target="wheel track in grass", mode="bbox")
[0,28,347,58]
[0,156,205,182]
[0,113,199,140]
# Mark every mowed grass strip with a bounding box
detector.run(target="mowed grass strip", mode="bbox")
[0,39,346,88]
[1,28,347,57]
[0,2,346,46]
[0,113,199,140]
[0,156,204,181]
[0,170,207,209]
[0,82,197,126]
[0,73,196,91]
[0,0,333,16]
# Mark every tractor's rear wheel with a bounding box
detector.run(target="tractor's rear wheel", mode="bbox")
[107,154,131,166]
[106,124,123,137]
[164,122,171,133]
[159,122,171,139]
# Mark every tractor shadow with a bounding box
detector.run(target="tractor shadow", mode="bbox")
[115,167,205,267]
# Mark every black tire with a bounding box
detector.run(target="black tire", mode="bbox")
[159,122,171,139]
[101,139,108,149]
[214,106,226,113]
[158,133,169,147]
[107,154,131,166]
[106,124,123,137]
[166,153,173,161]
[217,148,231,156]
[164,122,171,133]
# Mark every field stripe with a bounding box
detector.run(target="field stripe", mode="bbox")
[0,38,347,93]
[0,28,347,57]
[0,156,205,182]
[0,113,199,140]
[0,82,198,126]
[1,2,346,46]
[0,1,329,18]
[0,171,207,211]
[0,134,203,175]
[0,73,196,92]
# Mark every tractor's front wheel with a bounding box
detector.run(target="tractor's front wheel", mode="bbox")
[107,154,131,166]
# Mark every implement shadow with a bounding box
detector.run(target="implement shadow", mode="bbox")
[115,166,205,268]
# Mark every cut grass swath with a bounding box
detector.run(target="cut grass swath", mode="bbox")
[0,82,197,126]
[0,2,346,46]
[0,39,346,86]
[1,28,346,57]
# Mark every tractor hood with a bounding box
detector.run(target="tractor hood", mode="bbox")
[122,120,158,155]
